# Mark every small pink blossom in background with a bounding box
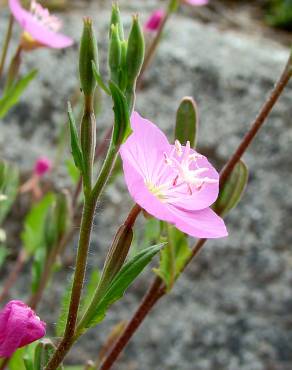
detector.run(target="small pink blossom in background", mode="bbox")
[9,0,74,49]
[0,300,46,357]
[182,0,209,6]
[34,156,52,177]
[144,9,165,32]
[120,112,227,239]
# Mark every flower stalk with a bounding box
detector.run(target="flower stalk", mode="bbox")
[0,15,14,80]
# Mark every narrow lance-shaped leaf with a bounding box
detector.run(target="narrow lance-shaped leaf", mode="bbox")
[82,243,166,330]
[68,102,84,173]
[214,160,249,216]
[109,81,131,146]
[175,96,198,148]
[92,61,111,95]
[0,69,38,119]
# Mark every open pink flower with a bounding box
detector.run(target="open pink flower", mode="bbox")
[9,0,73,49]
[182,0,209,6]
[120,112,227,238]
[144,9,165,32]
[34,156,52,177]
[0,300,46,357]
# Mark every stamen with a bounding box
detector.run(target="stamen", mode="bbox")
[175,140,183,156]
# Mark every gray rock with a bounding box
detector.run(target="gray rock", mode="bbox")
[1,1,292,369]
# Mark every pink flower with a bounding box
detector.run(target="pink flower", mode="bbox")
[182,0,209,6]
[9,0,74,49]
[0,300,46,357]
[33,156,52,177]
[120,112,227,238]
[144,9,165,32]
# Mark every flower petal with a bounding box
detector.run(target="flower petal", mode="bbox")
[167,205,228,239]
[120,111,171,184]
[9,0,73,49]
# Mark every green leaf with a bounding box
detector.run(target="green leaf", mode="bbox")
[109,81,131,145]
[0,245,8,268]
[65,159,80,184]
[175,97,198,148]
[21,192,55,256]
[9,348,26,370]
[56,275,74,336]
[68,102,84,173]
[0,69,38,119]
[214,160,249,217]
[83,243,165,329]
[0,161,19,225]
[154,225,191,290]
[92,61,111,95]
[79,269,100,317]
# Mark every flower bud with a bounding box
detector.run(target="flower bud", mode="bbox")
[98,224,133,292]
[34,339,58,370]
[79,17,98,96]
[108,24,122,84]
[34,156,52,177]
[0,300,46,357]
[144,9,165,32]
[109,3,124,40]
[125,15,145,89]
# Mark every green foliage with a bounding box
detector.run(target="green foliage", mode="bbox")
[0,161,19,225]
[154,225,191,290]
[56,275,74,336]
[175,97,198,148]
[81,243,165,330]
[65,159,80,184]
[265,0,292,29]
[214,160,248,217]
[0,69,38,119]
[109,81,131,146]
[0,245,8,268]
[79,269,101,318]
[21,192,55,256]
[68,103,84,173]
[92,61,111,95]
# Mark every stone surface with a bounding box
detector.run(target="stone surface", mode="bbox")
[1,1,292,369]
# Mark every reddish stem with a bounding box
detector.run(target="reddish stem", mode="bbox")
[0,249,27,304]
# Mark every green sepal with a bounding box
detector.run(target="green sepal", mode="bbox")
[175,96,198,148]
[0,160,19,225]
[68,102,84,173]
[214,160,249,216]
[109,81,131,146]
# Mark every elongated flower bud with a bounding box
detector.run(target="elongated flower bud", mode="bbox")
[109,24,122,84]
[79,17,98,96]
[125,15,145,89]
[99,224,133,291]
[109,3,124,40]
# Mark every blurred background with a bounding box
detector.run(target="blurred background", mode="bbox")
[1,1,292,369]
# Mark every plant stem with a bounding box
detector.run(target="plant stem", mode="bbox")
[99,277,164,370]
[0,357,9,370]
[0,249,26,304]
[0,15,14,81]
[76,203,141,335]
[45,195,96,370]
[97,53,292,370]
